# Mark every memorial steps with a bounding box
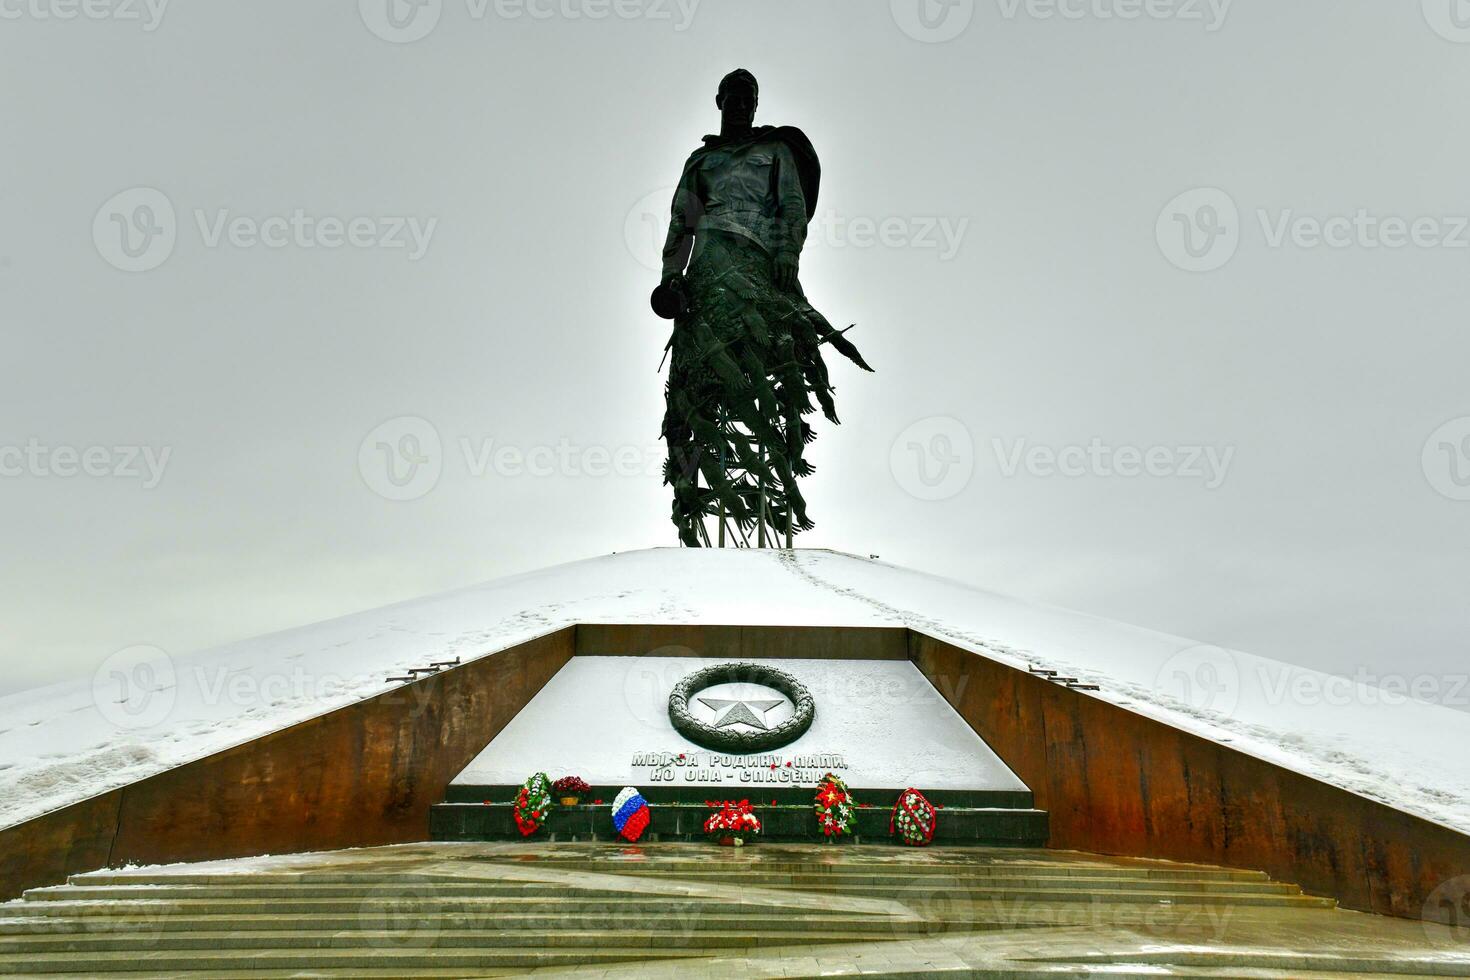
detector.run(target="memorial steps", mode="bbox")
[0,843,1456,978]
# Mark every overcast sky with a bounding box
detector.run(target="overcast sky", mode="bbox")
[2,0,1467,708]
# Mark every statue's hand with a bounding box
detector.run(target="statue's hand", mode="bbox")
[652,273,689,320]
[774,252,799,291]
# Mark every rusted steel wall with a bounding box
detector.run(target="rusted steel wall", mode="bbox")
[909,630,1470,923]
[575,623,908,660]
[0,791,122,902]
[0,627,573,899]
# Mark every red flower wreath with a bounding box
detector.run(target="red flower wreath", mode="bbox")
[513,772,553,837]
[813,773,856,839]
[891,788,937,847]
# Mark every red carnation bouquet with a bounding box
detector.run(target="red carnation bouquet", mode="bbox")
[704,799,762,845]
[552,776,590,805]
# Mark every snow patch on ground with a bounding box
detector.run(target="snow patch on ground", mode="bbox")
[2,548,1468,837]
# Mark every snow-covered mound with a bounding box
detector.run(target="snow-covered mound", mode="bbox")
[1,548,1467,836]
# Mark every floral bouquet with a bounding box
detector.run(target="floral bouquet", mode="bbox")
[891,788,937,846]
[513,772,553,837]
[553,775,591,806]
[814,773,856,840]
[704,799,762,846]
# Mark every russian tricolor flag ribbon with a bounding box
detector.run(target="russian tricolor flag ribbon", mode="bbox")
[611,787,651,842]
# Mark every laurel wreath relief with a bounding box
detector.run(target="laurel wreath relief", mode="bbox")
[667,662,816,753]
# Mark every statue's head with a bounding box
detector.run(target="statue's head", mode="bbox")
[716,69,759,129]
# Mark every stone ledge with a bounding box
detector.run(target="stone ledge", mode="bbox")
[430,802,1049,846]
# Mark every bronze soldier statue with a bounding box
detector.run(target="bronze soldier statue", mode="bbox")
[656,69,872,548]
